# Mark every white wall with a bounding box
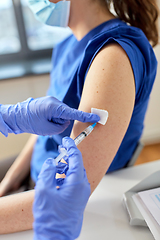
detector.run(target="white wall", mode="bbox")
[0,74,50,161]
[141,44,160,144]
[140,1,160,144]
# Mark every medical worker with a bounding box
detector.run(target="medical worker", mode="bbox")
[0,0,159,235]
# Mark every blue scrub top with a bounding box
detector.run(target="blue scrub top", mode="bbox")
[31,18,157,182]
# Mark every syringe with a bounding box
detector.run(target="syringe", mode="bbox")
[54,122,97,164]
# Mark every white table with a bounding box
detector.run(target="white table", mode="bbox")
[1,160,160,240]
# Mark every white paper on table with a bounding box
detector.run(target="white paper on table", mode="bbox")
[133,193,160,240]
[138,187,160,226]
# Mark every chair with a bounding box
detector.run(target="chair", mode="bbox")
[125,141,144,167]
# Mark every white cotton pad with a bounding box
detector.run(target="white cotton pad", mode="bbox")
[91,108,109,125]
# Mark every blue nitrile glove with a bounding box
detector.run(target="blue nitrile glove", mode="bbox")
[33,137,91,240]
[0,96,100,136]
[0,111,8,137]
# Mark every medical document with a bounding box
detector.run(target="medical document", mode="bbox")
[138,187,160,226]
[133,187,160,240]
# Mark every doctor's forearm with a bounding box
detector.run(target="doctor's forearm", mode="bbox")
[0,190,34,234]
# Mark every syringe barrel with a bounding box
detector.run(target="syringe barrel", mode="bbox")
[74,125,94,146]
[54,123,96,163]
[74,132,87,146]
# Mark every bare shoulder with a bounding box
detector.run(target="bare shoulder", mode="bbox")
[94,42,132,66]
[81,42,135,112]
[86,42,134,87]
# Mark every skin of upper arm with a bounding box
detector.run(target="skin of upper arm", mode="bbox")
[0,190,34,234]
[70,43,135,193]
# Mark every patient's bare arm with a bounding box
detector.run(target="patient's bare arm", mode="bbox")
[0,135,37,197]
[0,135,37,234]
[70,43,135,193]
[0,190,34,234]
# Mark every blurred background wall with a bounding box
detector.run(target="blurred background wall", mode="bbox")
[140,44,160,144]
[0,74,50,160]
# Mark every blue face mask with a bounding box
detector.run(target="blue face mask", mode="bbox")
[28,0,71,28]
